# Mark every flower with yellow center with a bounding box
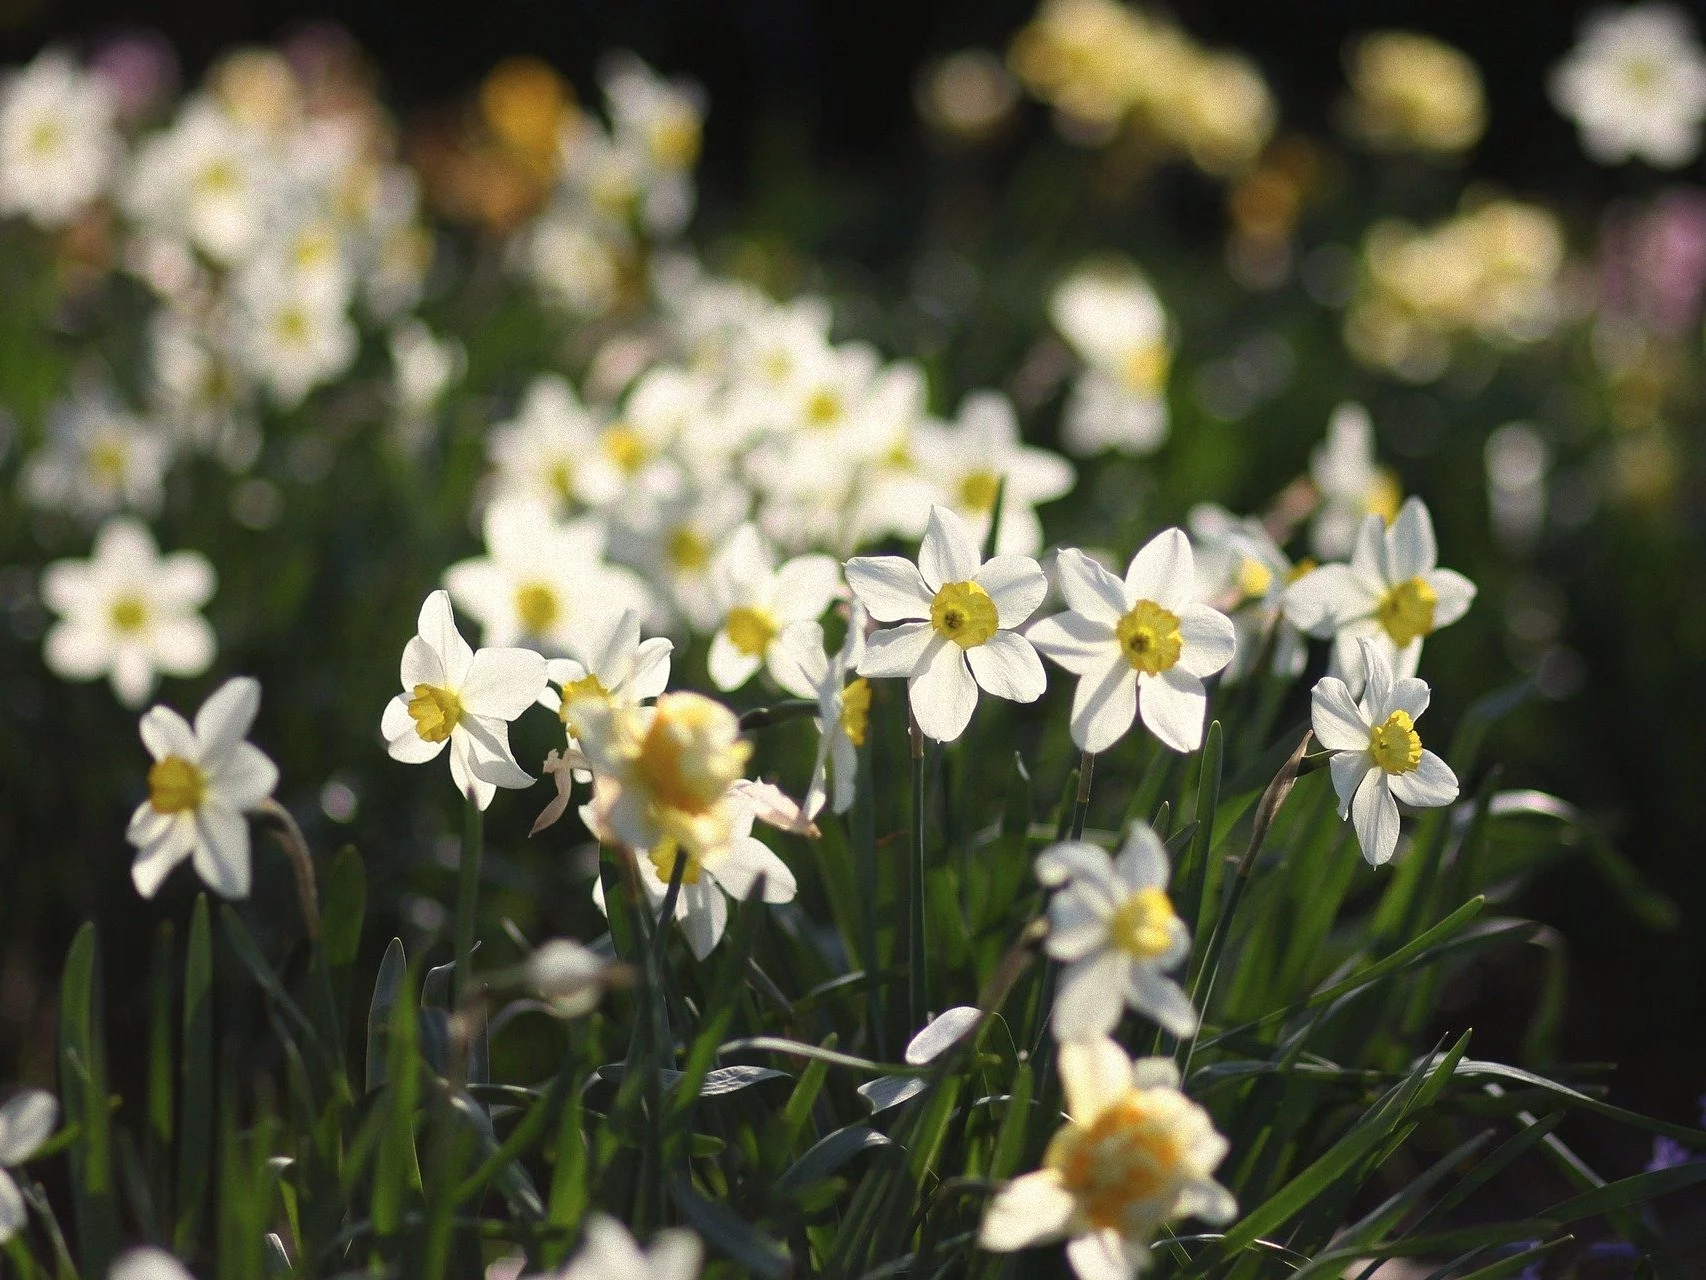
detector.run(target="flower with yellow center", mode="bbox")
[1036,823,1198,1042]
[1308,403,1402,561]
[706,524,841,692]
[1311,640,1458,866]
[1030,531,1235,755]
[238,267,358,410]
[0,48,120,229]
[770,603,871,818]
[1344,31,1486,156]
[1185,502,1312,685]
[126,677,279,900]
[485,375,628,515]
[1049,264,1173,456]
[22,390,169,523]
[1283,496,1476,692]
[848,506,1048,743]
[978,1038,1235,1279]
[1549,4,1706,169]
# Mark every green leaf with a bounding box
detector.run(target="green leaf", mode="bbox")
[777,1126,894,1195]
[988,1063,1033,1181]
[146,919,176,1228]
[366,937,407,1094]
[175,895,214,1257]
[671,1175,792,1279]
[322,845,367,1033]
[60,921,119,1275]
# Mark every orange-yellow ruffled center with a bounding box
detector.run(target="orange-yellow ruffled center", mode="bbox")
[1375,576,1436,647]
[408,684,463,743]
[600,423,648,474]
[1108,886,1177,960]
[647,835,704,885]
[1115,599,1182,676]
[725,606,778,657]
[1119,341,1171,396]
[1369,709,1422,774]
[632,695,752,817]
[1365,470,1402,523]
[1045,1094,1184,1231]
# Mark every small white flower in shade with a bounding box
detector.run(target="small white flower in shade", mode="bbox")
[1036,825,1197,1042]
[1550,3,1706,168]
[380,590,549,810]
[706,524,841,691]
[1028,531,1236,755]
[486,375,629,516]
[388,320,463,424]
[21,389,171,521]
[525,1213,701,1280]
[444,497,656,654]
[40,518,216,707]
[0,50,119,227]
[234,264,358,409]
[1050,265,1172,456]
[908,391,1076,557]
[1311,640,1459,866]
[769,604,870,818]
[591,779,797,959]
[1186,504,1307,683]
[125,676,279,899]
[107,1247,194,1280]
[145,307,256,456]
[0,1089,58,1244]
[1282,497,1476,691]
[124,99,274,267]
[525,938,618,1018]
[1309,403,1401,561]
[977,1037,1235,1279]
[846,505,1048,743]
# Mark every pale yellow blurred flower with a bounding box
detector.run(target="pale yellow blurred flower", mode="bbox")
[1343,31,1485,155]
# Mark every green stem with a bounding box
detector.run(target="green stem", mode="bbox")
[453,793,483,1011]
[653,843,689,966]
[737,699,819,731]
[854,735,884,1058]
[1069,751,1095,841]
[909,714,928,1031]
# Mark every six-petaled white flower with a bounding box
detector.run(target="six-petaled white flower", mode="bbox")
[0,1089,57,1244]
[706,523,840,692]
[0,49,119,227]
[770,603,871,818]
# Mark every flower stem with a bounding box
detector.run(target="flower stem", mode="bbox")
[453,792,483,1011]
[737,699,819,731]
[256,798,320,941]
[909,713,928,1031]
[1069,751,1096,841]
[653,842,689,966]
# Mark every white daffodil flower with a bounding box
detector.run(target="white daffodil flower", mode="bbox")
[1308,403,1401,561]
[769,604,870,818]
[486,375,630,516]
[0,1089,57,1243]
[40,518,217,708]
[847,505,1047,743]
[1036,825,1197,1042]
[1550,3,1706,168]
[21,388,171,522]
[978,1038,1235,1280]
[1186,504,1307,683]
[525,1213,701,1280]
[1028,531,1236,755]
[233,262,358,410]
[706,524,840,691]
[1050,265,1172,456]
[608,479,752,632]
[381,590,549,810]
[1311,640,1459,866]
[0,49,119,228]
[108,1247,195,1280]
[124,99,274,267]
[444,496,656,654]
[126,676,279,899]
[1283,497,1476,691]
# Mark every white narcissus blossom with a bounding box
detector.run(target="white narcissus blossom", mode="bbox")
[126,676,279,899]
[1550,3,1706,168]
[0,1089,57,1243]
[0,49,119,228]
[1309,403,1400,561]
[847,505,1048,743]
[978,1038,1235,1279]
[124,99,275,267]
[1186,504,1307,683]
[486,375,630,516]
[233,263,357,410]
[444,496,656,655]
[525,938,617,1018]
[1028,531,1236,755]
[525,1213,701,1280]
[608,480,752,632]
[1311,639,1459,866]
[770,603,870,818]
[1036,825,1198,1042]
[21,388,171,521]
[1049,265,1172,456]
[706,524,840,691]
[40,518,217,707]
[381,590,549,811]
[388,320,463,424]
[108,1247,195,1280]
[1282,497,1476,691]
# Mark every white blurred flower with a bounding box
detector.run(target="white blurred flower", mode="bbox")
[0,49,120,227]
[1036,824,1198,1042]
[1028,532,1235,755]
[487,376,629,515]
[234,263,357,409]
[1186,504,1307,683]
[706,524,840,691]
[609,479,751,631]
[770,602,870,818]
[107,1247,194,1280]
[388,320,463,424]
[1050,266,1172,456]
[145,307,255,455]
[1309,403,1400,561]
[1283,497,1476,691]
[1311,640,1459,865]
[40,518,216,707]
[601,53,705,236]
[525,1213,701,1280]
[22,389,170,521]
[525,938,617,1018]
[521,213,624,317]
[126,676,278,899]
[848,505,1048,743]
[0,1089,58,1244]
[1550,3,1706,167]
[125,98,275,266]
[978,1038,1235,1279]
[381,590,548,810]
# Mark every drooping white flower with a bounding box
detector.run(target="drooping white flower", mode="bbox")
[0,1089,57,1244]
[1028,531,1236,755]
[1282,497,1476,691]
[525,1213,701,1280]
[380,590,549,810]
[858,1006,982,1113]
[525,938,618,1018]
[1550,3,1706,168]
[126,676,279,899]
[107,1247,195,1280]
[1036,825,1198,1042]
[847,505,1048,743]
[978,1038,1235,1279]
[40,518,217,707]
[21,388,171,521]
[1050,265,1172,456]
[770,602,870,818]
[706,524,840,691]
[0,49,120,227]
[1310,640,1458,866]
[444,497,656,654]
[1308,403,1401,561]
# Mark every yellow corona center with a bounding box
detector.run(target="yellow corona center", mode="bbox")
[724,606,778,657]
[1236,557,1273,600]
[198,159,241,193]
[147,755,205,815]
[1285,558,1317,584]
[600,424,648,474]
[1119,341,1171,396]
[547,458,575,503]
[1045,1095,1183,1231]
[89,440,127,483]
[557,672,610,736]
[408,683,464,743]
[1369,709,1422,775]
[1107,886,1178,960]
[930,580,999,648]
[648,115,702,169]
[840,678,872,747]
[1375,576,1437,647]
[804,388,843,428]
[1115,599,1183,676]
[109,594,148,634]
[633,702,752,816]
[958,469,1002,513]
[648,836,704,885]
[515,581,561,634]
[1364,471,1402,523]
[668,526,711,573]
[29,119,63,156]
[274,306,311,345]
